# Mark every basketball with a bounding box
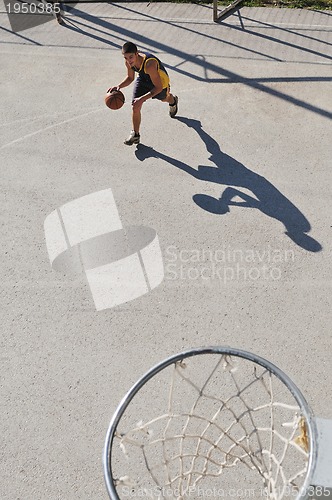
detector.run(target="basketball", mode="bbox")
[105,90,125,110]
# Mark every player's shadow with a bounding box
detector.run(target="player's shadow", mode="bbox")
[135,117,322,252]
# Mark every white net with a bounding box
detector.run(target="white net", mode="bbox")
[110,354,310,499]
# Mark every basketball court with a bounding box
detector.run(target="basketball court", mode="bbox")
[1,1,332,498]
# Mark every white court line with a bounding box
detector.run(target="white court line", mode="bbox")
[0,106,102,127]
[0,115,51,127]
[0,107,102,150]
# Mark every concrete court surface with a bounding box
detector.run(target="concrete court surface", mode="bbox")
[1,1,332,498]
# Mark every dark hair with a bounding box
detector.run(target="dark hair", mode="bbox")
[122,42,138,54]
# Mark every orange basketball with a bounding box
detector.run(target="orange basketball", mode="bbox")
[105,90,125,110]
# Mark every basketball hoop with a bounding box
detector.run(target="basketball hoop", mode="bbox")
[103,347,318,499]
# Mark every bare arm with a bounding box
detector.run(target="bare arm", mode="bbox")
[141,59,163,100]
[131,59,163,110]
[109,61,135,92]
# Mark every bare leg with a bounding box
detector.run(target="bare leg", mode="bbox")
[124,107,141,145]
[162,87,176,105]
[162,87,178,117]
[132,108,141,134]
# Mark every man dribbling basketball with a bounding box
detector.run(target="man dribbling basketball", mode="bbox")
[109,42,178,146]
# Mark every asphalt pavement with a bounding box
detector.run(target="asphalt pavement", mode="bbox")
[1,2,332,498]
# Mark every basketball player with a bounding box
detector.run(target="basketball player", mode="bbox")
[109,42,178,146]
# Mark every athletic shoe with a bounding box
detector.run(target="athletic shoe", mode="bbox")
[124,131,140,146]
[169,96,178,118]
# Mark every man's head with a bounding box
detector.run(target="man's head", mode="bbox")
[122,42,139,66]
